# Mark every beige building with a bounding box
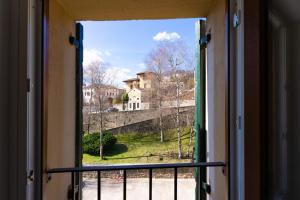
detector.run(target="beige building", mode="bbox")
[123,71,154,110]
[82,84,124,106]
[123,71,155,91]
[126,88,151,111]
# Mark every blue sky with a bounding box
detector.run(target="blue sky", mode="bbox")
[81,18,199,87]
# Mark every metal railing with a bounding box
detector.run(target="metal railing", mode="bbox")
[47,162,225,200]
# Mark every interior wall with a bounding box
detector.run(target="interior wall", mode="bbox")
[244,0,263,199]
[0,0,30,199]
[287,23,300,200]
[56,0,213,20]
[206,0,228,199]
[0,0,10,199]
[43,0,76,199]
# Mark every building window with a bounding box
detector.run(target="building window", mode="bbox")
[87,92,90,96]
[129,103,132,108]
[137,103,139,109]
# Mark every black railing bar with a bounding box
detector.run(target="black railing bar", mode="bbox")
[47,162,226,174]
[149,168,152,200]
[123,170,127,200]
[174,167,178,200]
[71,172,75,200]
[97,171,101,200]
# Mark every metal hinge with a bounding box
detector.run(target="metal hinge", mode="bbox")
[27,78,31,92]
[236,115,242,130]
[69,36,80,48]
[27,170,35,183]
[202,182,211,194]
[200,33,211,49]
[282,129,287,139]
[233,10,241,28]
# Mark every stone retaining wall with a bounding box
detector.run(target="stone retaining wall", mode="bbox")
[83,106,195,133]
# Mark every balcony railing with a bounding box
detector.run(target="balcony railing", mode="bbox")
[47,162,226,200]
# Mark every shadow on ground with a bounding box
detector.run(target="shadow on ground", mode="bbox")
[104,143,128,156]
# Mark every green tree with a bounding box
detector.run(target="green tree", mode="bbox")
[121,93,129,110]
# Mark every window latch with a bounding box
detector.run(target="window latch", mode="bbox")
[27,78,31,92]
[27,170,34,183]
[200,33,211,49]
[233,10,241,28]
[69,36,80,48]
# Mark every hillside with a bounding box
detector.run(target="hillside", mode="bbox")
[83,126,195,165]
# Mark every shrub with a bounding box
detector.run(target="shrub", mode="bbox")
[103,132,117,147]
[121,93,129,102]
[83,132,117,156]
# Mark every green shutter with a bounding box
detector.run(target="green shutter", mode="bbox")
[75,22,84,200]
[194,19,208,200]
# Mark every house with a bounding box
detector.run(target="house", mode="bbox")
[2,0,300,199]
[82,84,124,106]
[123,71,154,110]
[123,71,155,91]
[123,71,195,110]
[126,88,152,110]
[127,88,142,110]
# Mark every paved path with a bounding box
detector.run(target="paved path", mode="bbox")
[83,178,196,200]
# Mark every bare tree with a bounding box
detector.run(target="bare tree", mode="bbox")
[163,40,194,159]
[145,46,169,142]
[187,115,194,157]
[145,40,194,159]
[84,61,114,159]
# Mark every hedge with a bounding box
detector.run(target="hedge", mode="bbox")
[83,131,117,156]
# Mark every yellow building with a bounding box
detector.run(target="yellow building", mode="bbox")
[123,72,154,110]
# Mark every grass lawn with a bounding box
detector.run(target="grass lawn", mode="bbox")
[83,126,195,165]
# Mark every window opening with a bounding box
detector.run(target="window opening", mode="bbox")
[79,18,204,200]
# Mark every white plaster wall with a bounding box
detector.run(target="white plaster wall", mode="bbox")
[43,0,76,199]
[83,88,93,103]
[128,89,142,110]
[206,0,228,199]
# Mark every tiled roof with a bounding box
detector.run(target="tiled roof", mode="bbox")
[123,78,140,82]
[136,71,154,75]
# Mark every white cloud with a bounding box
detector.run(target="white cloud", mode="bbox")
[138,62,146,69]
[153,31,181,42]
[83,49,104,67]
[104,50,112,56]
